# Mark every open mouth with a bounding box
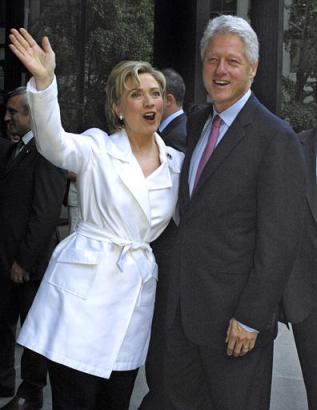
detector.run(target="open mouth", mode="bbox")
[143,112,156,121]
[213,80,230,86]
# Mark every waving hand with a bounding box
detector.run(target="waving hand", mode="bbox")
[9,28,55,90]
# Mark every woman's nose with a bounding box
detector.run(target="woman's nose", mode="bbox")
[143,94,154,106]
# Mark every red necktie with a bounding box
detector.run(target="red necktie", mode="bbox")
[194,115,221,187]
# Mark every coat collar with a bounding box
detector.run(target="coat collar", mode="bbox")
[105,129,175,224]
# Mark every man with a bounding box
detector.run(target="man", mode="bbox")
[0,87,66,410]
[161,15,305,410]
[282,126,317,410]
[158,68,187,153]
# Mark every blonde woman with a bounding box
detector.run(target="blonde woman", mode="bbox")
[9,28,183,410]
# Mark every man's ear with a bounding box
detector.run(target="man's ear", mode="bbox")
[165,93,175,108]
[249,61,258,81]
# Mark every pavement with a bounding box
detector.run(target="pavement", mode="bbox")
[0,323,308,410]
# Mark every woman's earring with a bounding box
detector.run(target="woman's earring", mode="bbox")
[119,114,123,121]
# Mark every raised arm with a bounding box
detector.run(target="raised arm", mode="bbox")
[9,28,55,91]
[9,29,99,174]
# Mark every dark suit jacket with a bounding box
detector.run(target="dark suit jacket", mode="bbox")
[0,137,12,172]
[160,112,187,153]
[282,128,317,323]
[0,136,66,280]
[167,93,305,348]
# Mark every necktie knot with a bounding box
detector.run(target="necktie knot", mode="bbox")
[212,114,221,130]
[15,139,24,157]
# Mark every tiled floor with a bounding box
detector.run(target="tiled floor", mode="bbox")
[0,324,308,410]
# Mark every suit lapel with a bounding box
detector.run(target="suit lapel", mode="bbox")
[301,129,317,223]
[4,138,36,175]
[179,106,211,214]
[191,94,257,198]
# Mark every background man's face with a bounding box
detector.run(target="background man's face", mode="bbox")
[202,33,258,113]
[4,95,31,138]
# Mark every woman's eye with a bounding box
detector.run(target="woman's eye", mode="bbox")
[131,91,141,98]
[152,90,161,97]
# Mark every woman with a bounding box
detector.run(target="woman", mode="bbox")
[9,28,183,409]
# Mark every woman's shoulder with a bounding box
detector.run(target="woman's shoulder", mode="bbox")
[155,132,184,173]
[80,128,109,149]
[165,145,184,173]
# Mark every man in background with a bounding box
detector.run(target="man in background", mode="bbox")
[158,68,187,153]
[0,87,66,410]
[283,126,317,410]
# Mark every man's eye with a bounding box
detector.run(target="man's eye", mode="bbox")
[207,57,218,63]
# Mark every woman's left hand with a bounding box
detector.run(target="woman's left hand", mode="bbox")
[9,28,56,91]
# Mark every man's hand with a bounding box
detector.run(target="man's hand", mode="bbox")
[225,318,258,357]
[10,261,30,284]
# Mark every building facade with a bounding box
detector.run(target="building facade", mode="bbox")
[1,0,316,132]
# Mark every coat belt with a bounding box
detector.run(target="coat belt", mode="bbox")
[76,221,158,283]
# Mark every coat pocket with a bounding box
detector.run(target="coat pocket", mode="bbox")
[48,249,105,300]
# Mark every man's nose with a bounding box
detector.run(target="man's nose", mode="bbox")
[215,60,227,74]
[4,110,10,122]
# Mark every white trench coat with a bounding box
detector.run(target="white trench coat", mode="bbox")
[17,78,183,378]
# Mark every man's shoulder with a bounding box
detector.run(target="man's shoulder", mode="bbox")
[186,104,211,130]
[298,127,317,143]
[0,137,13,158]
[244,94,295,137]
[163,113,187,135]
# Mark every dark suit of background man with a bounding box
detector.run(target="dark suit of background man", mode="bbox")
[161,15,305,410]
[158,68,187,153]
[282,127,317,410]
[0,87,66,410]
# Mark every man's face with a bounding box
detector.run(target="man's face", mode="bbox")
[4,95,31,138]
[202,33,258,113]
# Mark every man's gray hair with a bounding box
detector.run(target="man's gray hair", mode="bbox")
[7,86,30,115]
[200,15,259,64]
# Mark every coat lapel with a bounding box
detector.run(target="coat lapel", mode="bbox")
[301,129,317,223]
[105,129,152,224]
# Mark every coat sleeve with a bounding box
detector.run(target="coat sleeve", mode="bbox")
[27,77,105,174]
[234,127,306,331]
[15,154,66,277]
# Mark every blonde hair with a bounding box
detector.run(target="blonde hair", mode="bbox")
[105,60,166,132]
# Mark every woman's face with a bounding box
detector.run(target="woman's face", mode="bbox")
[114,73,163,140]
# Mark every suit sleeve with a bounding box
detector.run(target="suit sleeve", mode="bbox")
[15,154,66,277]
[234,128,306,331]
